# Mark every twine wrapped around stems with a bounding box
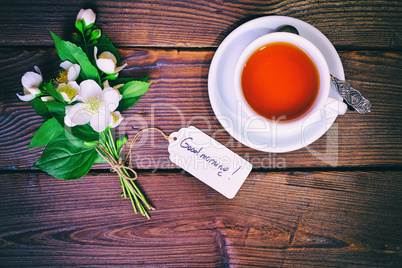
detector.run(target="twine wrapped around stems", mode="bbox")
[95,127,172,218]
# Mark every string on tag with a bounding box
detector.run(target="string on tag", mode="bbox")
[125,127,173,174]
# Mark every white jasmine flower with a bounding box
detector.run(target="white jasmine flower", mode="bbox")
[64,79,122,132]
[110,111,123,128]
[57,81,80,103]
[60,61,81,81]
[76,9,96,28]
[53,61,80,85]
[17,66,42,101]
[94,46,127,76]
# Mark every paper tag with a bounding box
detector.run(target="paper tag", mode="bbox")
[168,126,252,198]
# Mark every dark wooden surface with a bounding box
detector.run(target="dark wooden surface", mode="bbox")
[1,1,401,267]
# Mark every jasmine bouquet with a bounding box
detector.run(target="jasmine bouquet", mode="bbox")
[18,9,154,218]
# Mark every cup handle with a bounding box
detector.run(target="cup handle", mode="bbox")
[325,96,348,115]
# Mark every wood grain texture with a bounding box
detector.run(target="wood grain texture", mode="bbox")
[0,0,401,49]
[1,48,401,170]
[0,171,400,267]
[1,1,401,267]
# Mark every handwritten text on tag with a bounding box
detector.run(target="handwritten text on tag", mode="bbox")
[168,126,252,199]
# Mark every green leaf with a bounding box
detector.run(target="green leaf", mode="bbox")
[45,82,64,103]
[111,76,149,86]
[116,136,128,153]
[93,153,108,164]
[104,73,119,80]
[45,101,67,125]
[28,117,64,149]
[33,130,97,180]
[119,81,151,99]
[70,124,100,142]
[28,98,52,118]
[117,80,151,111]
[51,31,100,83]
[45,100,67,116]
[117,96,141,112]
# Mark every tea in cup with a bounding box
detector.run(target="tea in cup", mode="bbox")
[234,32,346,129]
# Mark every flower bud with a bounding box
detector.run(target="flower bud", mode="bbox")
[90,29,101,41]
[71,32,81,43]
[76,9,96,29]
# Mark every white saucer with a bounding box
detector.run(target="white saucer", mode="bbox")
[208,16,345,153]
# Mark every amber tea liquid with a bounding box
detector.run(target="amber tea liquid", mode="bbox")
[241,42,320,121]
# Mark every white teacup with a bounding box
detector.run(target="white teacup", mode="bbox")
[234,32,347,130]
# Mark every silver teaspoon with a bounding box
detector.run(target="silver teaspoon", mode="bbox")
[277,25,371,114]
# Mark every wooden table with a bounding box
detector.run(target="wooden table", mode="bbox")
[0,1,401,267]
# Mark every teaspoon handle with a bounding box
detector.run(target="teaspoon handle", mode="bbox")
[330,75,371,114]
[277,25,371,114]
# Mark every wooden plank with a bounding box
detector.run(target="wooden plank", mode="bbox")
[0,170,400,266]
[0,1,401,49]
[1,48,401,170]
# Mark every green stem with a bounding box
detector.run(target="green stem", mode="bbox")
[80,30,89,55]
[121,167,153,210]
[122,175,149,218]
[119,175,127,198]
[121,173,151,218]
[100,131,113,156]
[107,128,118,159]
[98,137,108,151]
[99,128,153,219]
[124,180,138,214]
